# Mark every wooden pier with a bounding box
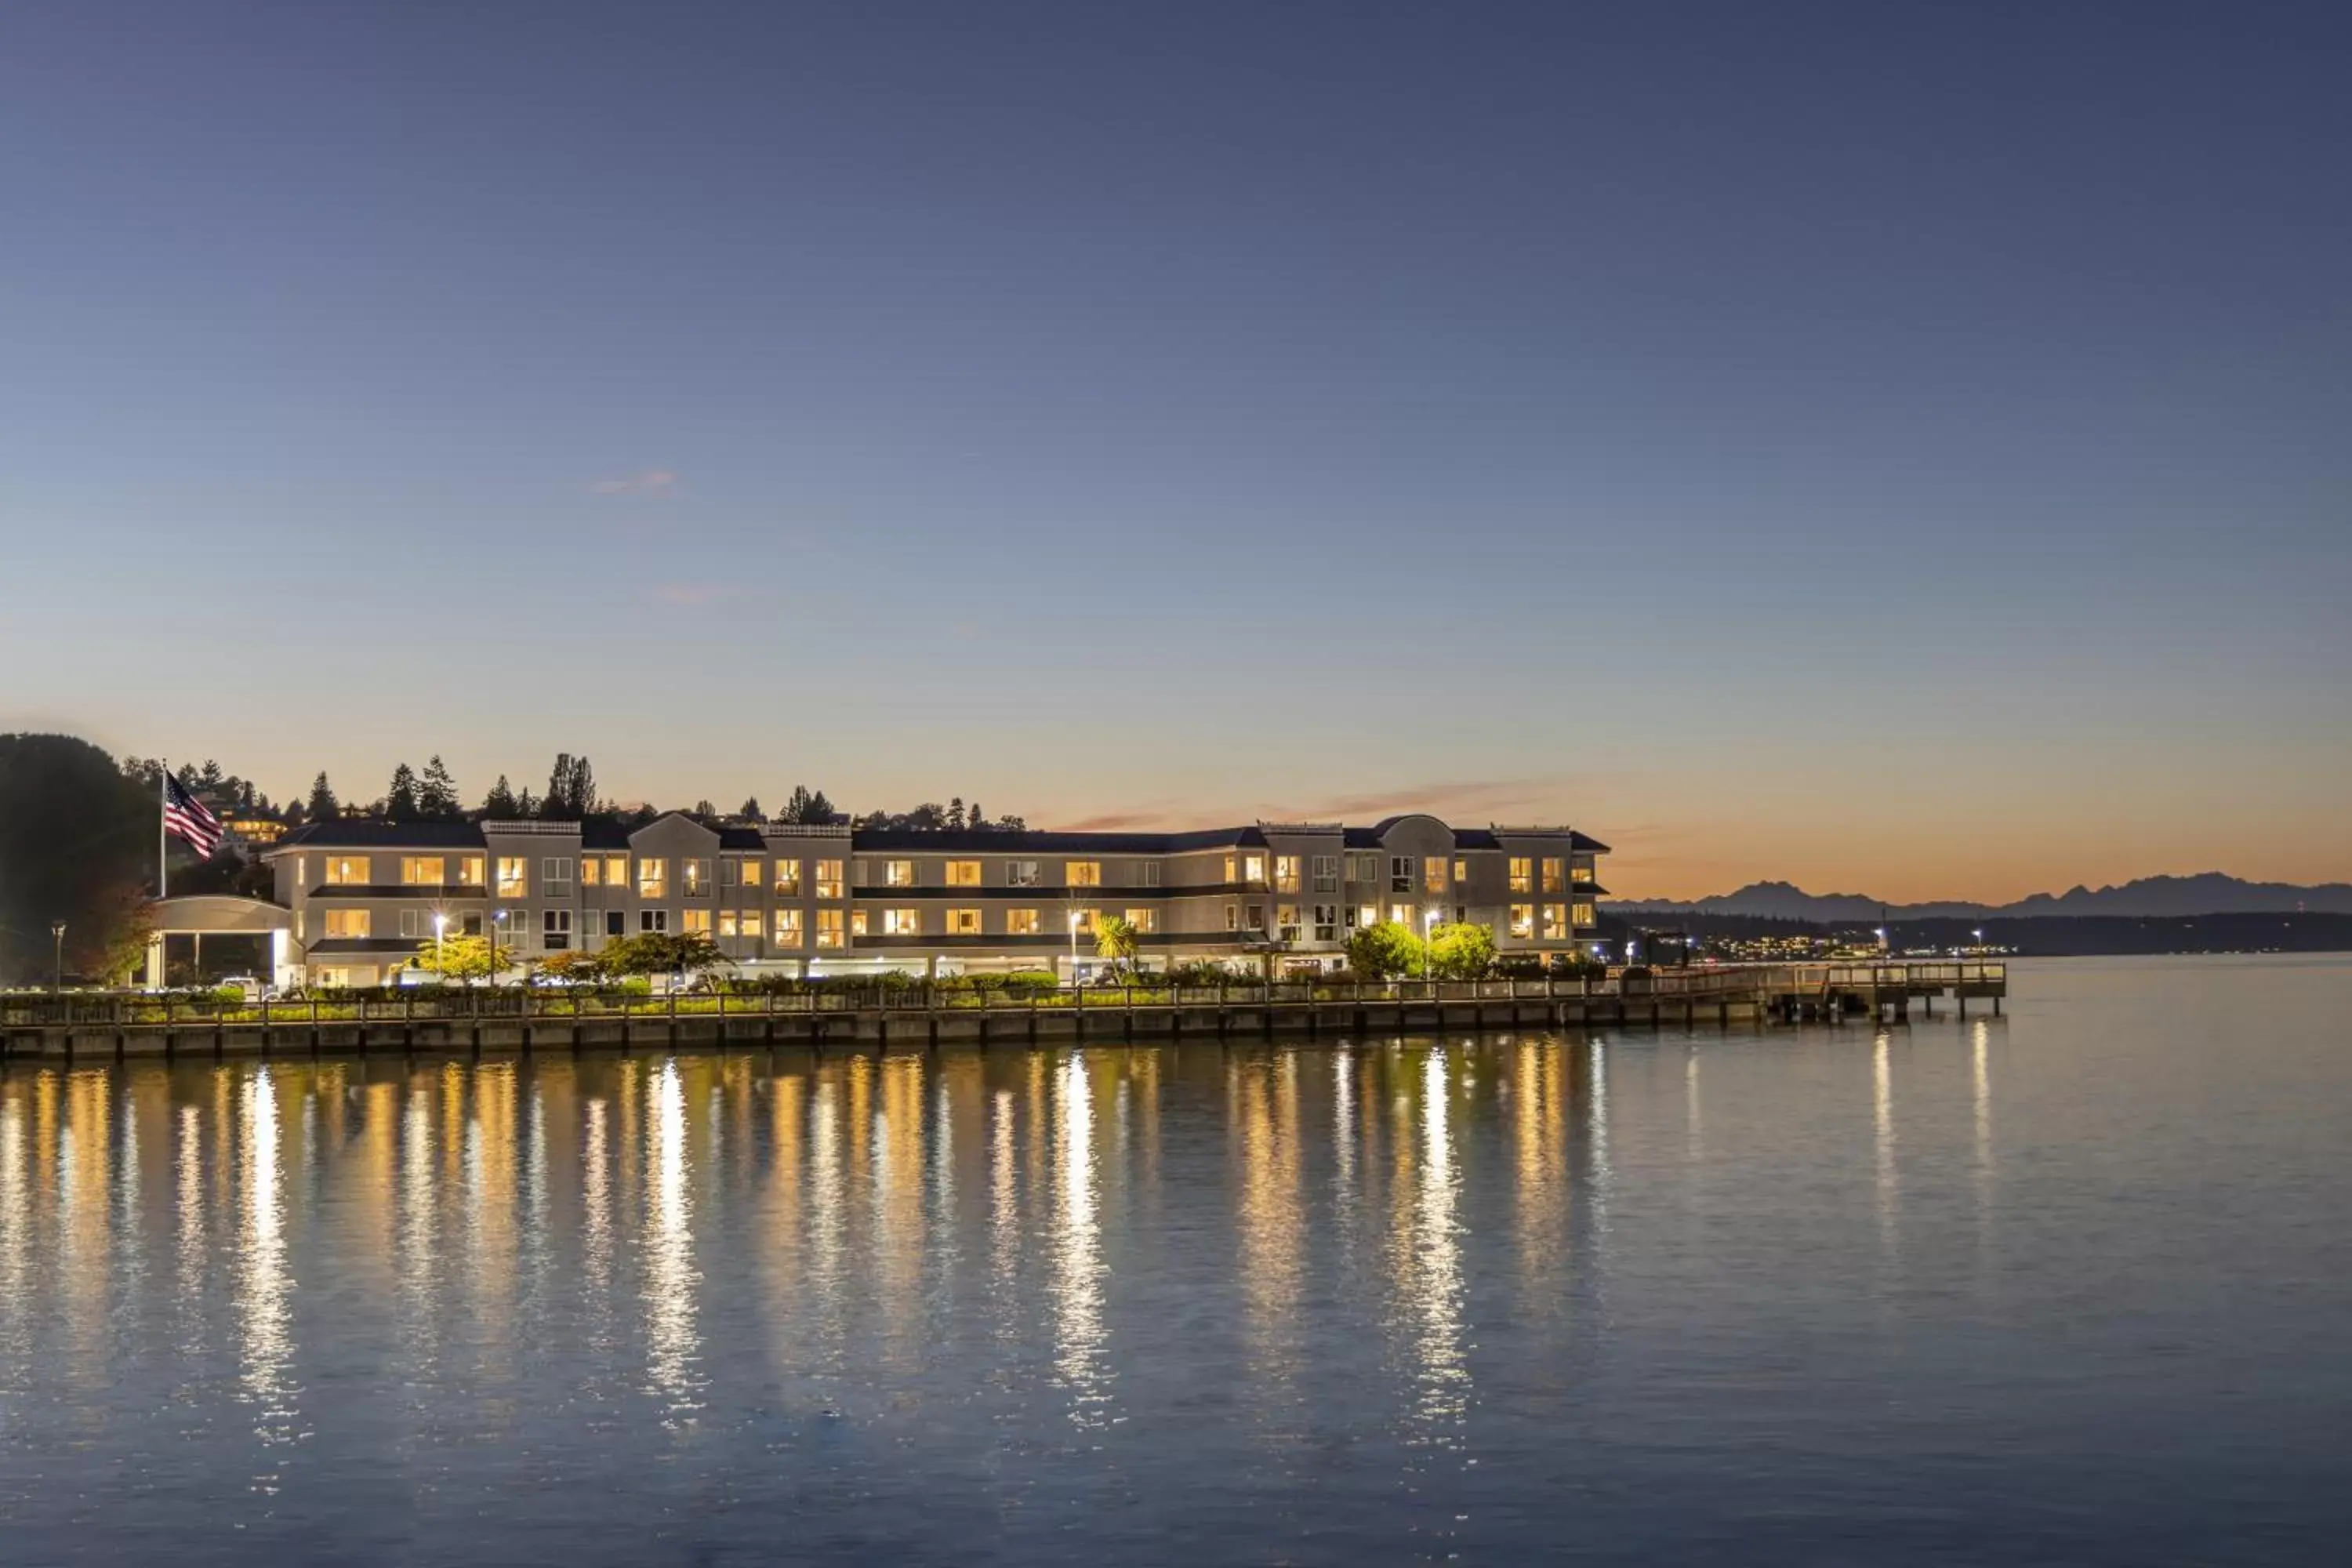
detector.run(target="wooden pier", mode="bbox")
[0,963,2005,1061]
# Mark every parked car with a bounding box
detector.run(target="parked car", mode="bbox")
[216,975,279,1002]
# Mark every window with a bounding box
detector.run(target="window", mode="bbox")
[815,861,844,899]
[851,860,870,887]
[503,920,532,955]
[399,856,445,885]
[682,908,712,935]
[884,859,916,887]
[1350,853,1380,884]
[1312,855,1338,892]
[1509,905,1534,938]
[1542,903,1567,939]
[850,910,869,937]
[1573,900,1596,928]
[683,858,712,896]
[815,909,844,948]
[1508,858,1534,894]
[1357,904,1378,930]
[1276,905,1300,941]
[603,911,624,938]
[1425,857,1449,895]
[1390,856,1413,893]
[639,858,668,898]
[543,856,572,895]
[946,859,982,887]
[1572,862,1595,884]
[544,909,573,951]
[582,855,604,886]
[324,855,370,885]
[641,909,669,934]
[1388,902,1410,927]
[398,909,425,938]
[946,908,983,935]
[1453,857,1468,884]
[1006,909,1040,935]
[1006,860,1040,887]
[1244,904,1265,932]
[741,858,764,887]
[883,909,920,935]
[719,858,748,887]
[772,858,802,896]
[462,914,483,937]
[495,858,528,898]
[1274,856,1301,893]
[324,908,371,938]
[1069,907,1098,934]
[459,855,485,886]
[1065,860,1102,887]
[1124,907,1159,934]
[1134,861,1161,887]
[1313,906,1338,941]
[774,909,804,948]
[1225,904,1239,932]
[581,853,627,887]
[718,910,738,938]
[1541,857,1565,894]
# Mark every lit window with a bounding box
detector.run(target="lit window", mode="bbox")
[815,861,844,899]
[1452,858,1468,884]
[1225,903,1239,931]
[815,909,844,948]
[718,911,739,938]
[583,854,626,887]
[1573,900,1596,927]
[773,858,802,895]
[1276,905,1300,940]
[1541,857,1565,894]
[1066,861,1101,887]
[849,910,869,937]
[1006,860,1040,887]
[459,855,485,886]
[1356,904,1377,928]
[946,860,982,887]
[739,910,762,939]
[1541,903,1566,939]
[639,858,667,899]
[580,856,603,886]
[1388,902,1410,926]
[682,909,711,935]
[1509,905,1534,938]
[1572,862,1595,884]
[946,908,982,935]
[496,858,527,898]
[1242,855,1265,884]
[884,859,916,887]
[683,858,712,896]
[1006,909,1040,935]
[1274,856,1301,893]
[1508,858,1534,894]
[324,856,371,885]
[883,909,920,935]
[1070,907,1098,934]
[774,910,804,948]
[399,856,445,885]
[324,908,371,938]
[1425,857,1448,895]
[1124,907,1159,934]
[543,909,572,951]
[641,909,669,933]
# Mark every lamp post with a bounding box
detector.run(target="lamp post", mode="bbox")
[492,909,508,989]
[434,913,448,979]
[1423,907,1440,981]
[1972,927,1985,952]
[51,920,66,993]
[1068,906,1083,987]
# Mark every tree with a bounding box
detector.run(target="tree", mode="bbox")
[947,797,967,830]
[596,931,728,982]
[306,771,340,822]
[418,756,460,819]
[0,735,157,985]
[779,786,837,825]
[739,796,764,822]
[1093,913,1141,978]
[403,931,515,983]
[1345,920,1424,981]
[1426,920,1497,980]
[482,775,521,819]
[543,753,596,820]
[691,799,717,821]
[967,800,985,831]
[386,763,420,823]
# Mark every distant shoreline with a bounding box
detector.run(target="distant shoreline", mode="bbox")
[1595,910,2352,960]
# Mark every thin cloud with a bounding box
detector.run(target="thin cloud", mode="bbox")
[587,468,678,495]
[652,582,754,607]
[1053,811,1175,832]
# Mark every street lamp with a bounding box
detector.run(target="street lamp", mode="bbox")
[51,920,66,993]
[433,913,448,978]
[1423,907,1440,981]
[492,909,509,988]
[1068,906,1083,987]
[1972,927,1985,950]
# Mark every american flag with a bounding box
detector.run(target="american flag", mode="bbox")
[164,774,224,858]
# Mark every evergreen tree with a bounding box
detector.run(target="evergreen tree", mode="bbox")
[692,798,717,820]
[198,759,224,791]
[386,763,420,823]
[542,753,597,820]
[483,775,520,819]
[739,796,764,822]
[418,756,460,819]
[967,800,985,832]
[306,771,339,822]
[947,797,966,830]
[517,786,540,817]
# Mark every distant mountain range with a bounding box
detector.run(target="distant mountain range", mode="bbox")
[1608,873,2352,923]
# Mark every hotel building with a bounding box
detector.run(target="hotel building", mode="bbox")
[260,811,1608,988]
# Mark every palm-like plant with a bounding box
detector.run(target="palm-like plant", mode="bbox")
[1093,914,1141,980]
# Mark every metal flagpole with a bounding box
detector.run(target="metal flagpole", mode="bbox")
[158,760,169,899]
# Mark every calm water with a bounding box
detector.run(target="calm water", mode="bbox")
[2,956,2349,1565]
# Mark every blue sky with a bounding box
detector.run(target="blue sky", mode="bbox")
[3,2,2347,898]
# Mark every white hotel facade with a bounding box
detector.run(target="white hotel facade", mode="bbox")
[260,811,1608,988]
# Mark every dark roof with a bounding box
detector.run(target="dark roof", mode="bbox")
[718,827,768,850]
[849,825,1263,855]
[274,821,486,851]
[1572,830,1610,853]
[582,822,633,850]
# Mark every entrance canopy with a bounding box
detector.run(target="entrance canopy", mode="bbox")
[144,896,295,989]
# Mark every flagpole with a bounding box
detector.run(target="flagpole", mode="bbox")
[158,760,169,900]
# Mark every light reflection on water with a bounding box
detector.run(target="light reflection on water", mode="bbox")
[5,962,2352,1566]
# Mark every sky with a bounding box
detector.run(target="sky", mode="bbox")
[2,2,2347,902]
